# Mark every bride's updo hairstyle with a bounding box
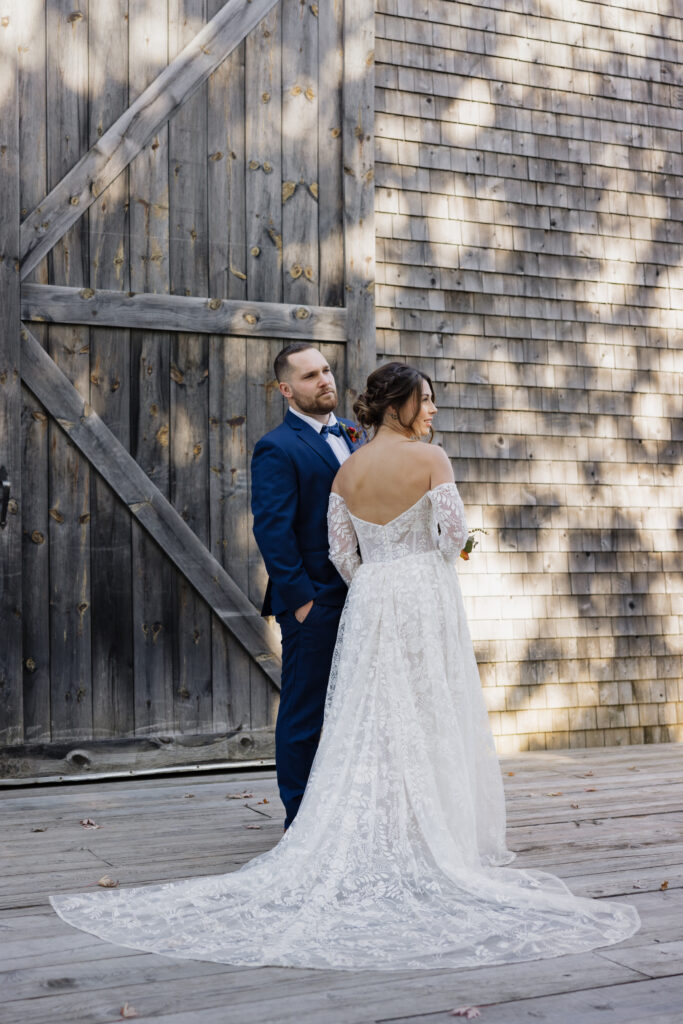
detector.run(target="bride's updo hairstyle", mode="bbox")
[353,361,434,437]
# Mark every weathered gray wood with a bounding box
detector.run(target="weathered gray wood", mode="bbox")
[342,0,376,410]
[282,0,319,306]
[88,0,134,740]
[128,1,175,738]
[0,1,23,744]
[46,0,92,743]
[1,747,682,1023]
[21,283,348,341]
[19,324,282,690]
[318,0,345,308]
[0,727,275,781]
[206,17,252,735]
[17,0,50,744]
[20,0,282,281]
[168,0,213,736]
[245,4,284,731]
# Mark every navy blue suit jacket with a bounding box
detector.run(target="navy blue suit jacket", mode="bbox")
[251,409,363,616]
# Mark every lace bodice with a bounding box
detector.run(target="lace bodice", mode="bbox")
[327,481,468,585]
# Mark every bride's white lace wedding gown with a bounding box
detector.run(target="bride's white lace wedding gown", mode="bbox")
[50,483,639,968]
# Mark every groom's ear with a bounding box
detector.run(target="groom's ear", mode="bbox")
[279,380,293,399]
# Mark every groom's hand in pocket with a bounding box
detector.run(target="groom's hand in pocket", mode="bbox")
[294,600,314,623]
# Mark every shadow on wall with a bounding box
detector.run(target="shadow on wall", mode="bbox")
[374,0,682,750]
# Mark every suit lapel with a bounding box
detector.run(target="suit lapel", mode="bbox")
[285,409,341,474]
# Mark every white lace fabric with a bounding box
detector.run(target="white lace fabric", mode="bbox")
[50,483,639,969]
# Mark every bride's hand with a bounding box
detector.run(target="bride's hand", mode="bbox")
[295,600,314,623]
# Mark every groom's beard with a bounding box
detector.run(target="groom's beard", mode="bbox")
[290,386,338,416]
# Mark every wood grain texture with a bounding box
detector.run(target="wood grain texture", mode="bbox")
[88,0,134,740]
[21,284,348,341]
[128,0,175,739]
[317,0,345,308]
[168,0,213,736]
[1,744,682,1019]
[281,0,319,306]
[20,0,281,280]
[17,0,50,744]
[45,0,92,744]
[245,3,285,731]
[0,2,23,744]
[206,13,252,734]
[20,325,282,690]
[342,0,376,411]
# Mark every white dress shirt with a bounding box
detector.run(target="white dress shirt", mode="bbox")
[289,407,351,465]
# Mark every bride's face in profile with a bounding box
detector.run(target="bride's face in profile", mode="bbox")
[396,379,437,439]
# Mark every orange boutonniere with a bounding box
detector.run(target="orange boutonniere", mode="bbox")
[460,528,488,561]
[341,423,362,445]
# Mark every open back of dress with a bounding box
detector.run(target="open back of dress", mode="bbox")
[51,484,639,969]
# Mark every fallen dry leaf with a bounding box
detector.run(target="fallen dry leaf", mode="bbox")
[226,792,254,800]
[584,787,597,792]
[660,880,669,890]
[31,826,47,833]
[257,798,269,805]
[184,793,195,799]
[505,771,515,776]
[97,876,119,888]
[628,765,640,771]
[546,791,563,797]
[79,818,101,829]
[245,824,262,830]
[571,802,580,809]
[451,1008,481,1019]
[632,881,646,889]
[120,1004,138,1019]
[581,771,594,777]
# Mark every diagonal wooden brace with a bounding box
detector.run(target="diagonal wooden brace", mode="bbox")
[19,323,282,689]
[20,0,280,280]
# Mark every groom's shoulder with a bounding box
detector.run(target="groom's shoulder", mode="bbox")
[252,417,295,457]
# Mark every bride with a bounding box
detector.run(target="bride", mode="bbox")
[51,361,639,969]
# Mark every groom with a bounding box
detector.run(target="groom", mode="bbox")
[251,342,363,829]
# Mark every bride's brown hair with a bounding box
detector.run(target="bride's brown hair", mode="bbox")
[353,362,434,437]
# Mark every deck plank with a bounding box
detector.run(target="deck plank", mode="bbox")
[1,743,682,1023]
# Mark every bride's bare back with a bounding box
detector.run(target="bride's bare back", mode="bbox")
[332,435,454,526]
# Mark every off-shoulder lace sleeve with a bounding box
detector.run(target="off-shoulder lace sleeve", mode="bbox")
[429,482,468,559]
[327,492,361,586]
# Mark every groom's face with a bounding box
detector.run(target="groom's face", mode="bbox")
[279,349,338,416]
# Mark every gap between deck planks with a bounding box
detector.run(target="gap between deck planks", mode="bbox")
[1,743,682,1024]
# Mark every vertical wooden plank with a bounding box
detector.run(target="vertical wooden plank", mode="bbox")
[281,0,319,307]
[245,8,283,730]
[206,13,251,734]
[318,0,344,308]
[129,0,175,735]
[88,0,133,738]
[168,0,212,734]
[17,0,50,741]
[342,0,375,410]
[0,2,23,744]
[46,0,92,741]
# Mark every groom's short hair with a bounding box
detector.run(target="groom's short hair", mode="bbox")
[274,342,316,382]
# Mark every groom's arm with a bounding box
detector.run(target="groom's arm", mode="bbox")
[251,438,317,612]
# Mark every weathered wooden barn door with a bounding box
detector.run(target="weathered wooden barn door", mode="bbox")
[0,0,374,779]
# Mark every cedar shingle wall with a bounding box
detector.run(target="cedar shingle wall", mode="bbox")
[374,0,683,751]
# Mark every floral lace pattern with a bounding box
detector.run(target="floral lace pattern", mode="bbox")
[51,482,639,969]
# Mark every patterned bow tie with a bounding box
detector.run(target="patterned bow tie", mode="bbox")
[320,422,342,438]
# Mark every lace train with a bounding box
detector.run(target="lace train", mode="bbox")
[51,487,639,968]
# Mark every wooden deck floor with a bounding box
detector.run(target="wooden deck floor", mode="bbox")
[2,743,682,1024]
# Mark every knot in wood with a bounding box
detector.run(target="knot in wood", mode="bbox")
[31,531,45,545]
[79,288,95,300]
[290,264,303,280]
[250,246,261,257]
[208,298,222,311]
[295,307,310,320]
[244,313,258,325]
